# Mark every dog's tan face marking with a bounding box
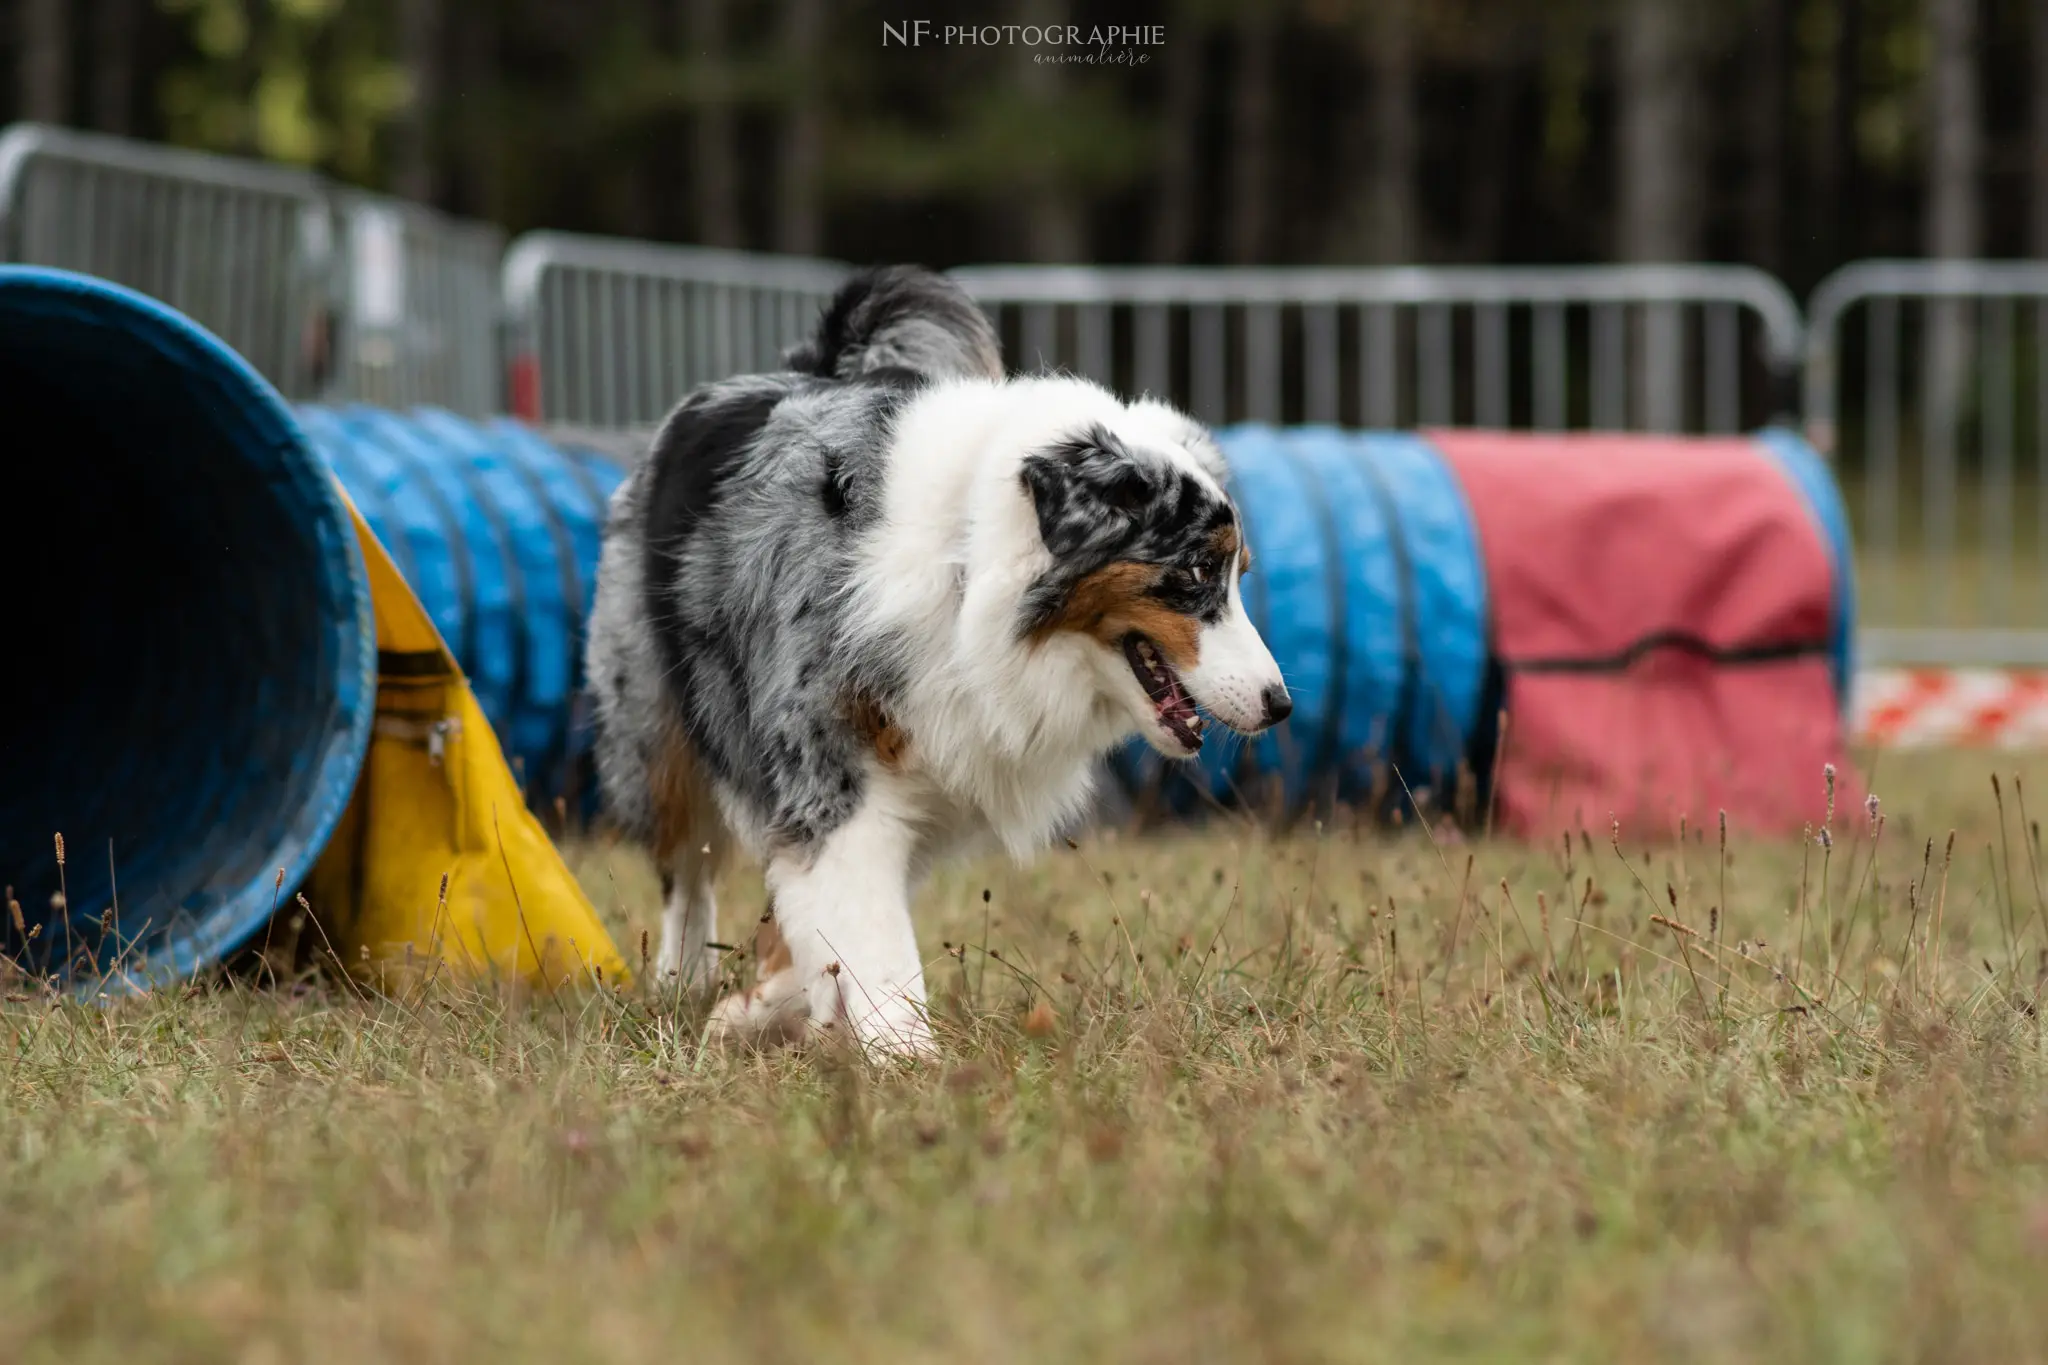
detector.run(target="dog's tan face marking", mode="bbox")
[846,692,910,770]
[1217,524,1251,578]
[1028,559,1204,672]
[1203,520,1252,582]
[1207,521,1243,566]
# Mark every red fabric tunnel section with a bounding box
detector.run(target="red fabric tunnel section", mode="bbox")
[1429,431,1860,843]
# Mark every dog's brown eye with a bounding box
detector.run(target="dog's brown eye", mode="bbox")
[1192,564,1208,584]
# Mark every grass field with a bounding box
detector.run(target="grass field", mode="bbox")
[8,750,2048,1363]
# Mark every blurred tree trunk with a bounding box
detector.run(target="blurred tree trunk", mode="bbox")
[397,0,444,203]
[2033,0,2048,256]
[19,0,69,123]
[687,0,743,248]
[1017,0,1084,261]
[1462,13,1521,264]
[1741,0,1789,273]
[1925,0,1980,265]
[1794,0,1838,277]
[450,0,505,222]
[1924,0,1978,506]
[90,0,139,135]
[774,0,825,256]
[1366,0,1417,263]
[1534,29,1589,238]
[1828,0,1862,265]
[1617,0,1692,262]
[1227,5,1278,264]
[1147,12,1202,263]
[1617,0,1693,429]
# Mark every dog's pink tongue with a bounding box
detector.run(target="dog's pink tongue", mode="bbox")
[1158,677,1197,728]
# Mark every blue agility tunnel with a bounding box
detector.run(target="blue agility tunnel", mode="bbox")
[0,267,378,986]
[1115,426,1493,815]
[0,267,619,988]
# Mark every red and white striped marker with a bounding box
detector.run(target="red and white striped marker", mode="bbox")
[1853,668,2048,748]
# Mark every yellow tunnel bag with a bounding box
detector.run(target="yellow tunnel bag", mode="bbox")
[304,489,631,991]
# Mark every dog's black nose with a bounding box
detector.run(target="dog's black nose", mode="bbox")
[1260,685,1293,729]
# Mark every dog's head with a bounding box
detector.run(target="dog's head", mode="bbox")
[1016,407,1290,759]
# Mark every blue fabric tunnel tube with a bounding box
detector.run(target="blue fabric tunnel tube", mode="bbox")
[0,267,378,989]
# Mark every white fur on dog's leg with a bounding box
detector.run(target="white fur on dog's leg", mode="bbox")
[768,782,936,1058]
[655,854,721,994]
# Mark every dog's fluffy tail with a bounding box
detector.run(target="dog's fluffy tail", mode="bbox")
[784,265,1004,384]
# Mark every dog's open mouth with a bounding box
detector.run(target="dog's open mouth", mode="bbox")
[1123,634,1203,753]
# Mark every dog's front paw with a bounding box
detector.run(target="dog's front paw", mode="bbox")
[810,970,937,1059]
[652,937,723,997]
[705,969,808,1050]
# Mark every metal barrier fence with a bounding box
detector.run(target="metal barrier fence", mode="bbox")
[0,122,505,412]
[506,248,1804,434]
[331,193,504,416]
[1806,260,2048,665]
[500,231,849,425]
[0,122,331,398]
[951,264,1804,433]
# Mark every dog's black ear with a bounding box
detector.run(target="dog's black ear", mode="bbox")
[1020,425,1153,556]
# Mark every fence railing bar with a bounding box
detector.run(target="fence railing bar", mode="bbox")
[1592,304,1624,429]
[1475,302,1507,428]
[1363,304,1397,427]
[1921,298,1968,623]
[1705,303,1739,434]
[572,270,594,427]
[627,268,650,425]
[1304,302,1339,424]
[1639,301,1683,433]
[2039,302,2048,612]
[1021,302,1055,374]
[1866,295,1900,625]
[1192,304,1226,425]
[1134,303,1169,401]
[1985,297,2015,623]
[1534,302,1566,431]
[1246,302,1281,423]
[1077,300,1112,389]
[1419,303,1452,425]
